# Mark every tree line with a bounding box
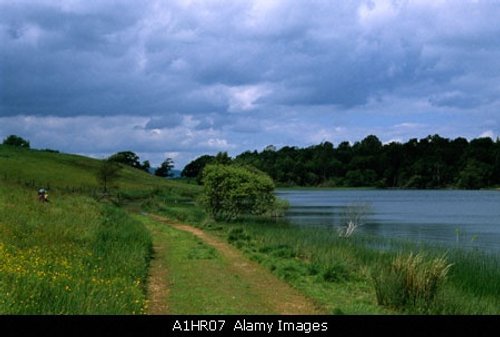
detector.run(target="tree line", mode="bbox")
[106,151,174,178]
[182,134,500,189]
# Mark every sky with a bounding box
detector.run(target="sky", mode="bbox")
[1,0,500,169]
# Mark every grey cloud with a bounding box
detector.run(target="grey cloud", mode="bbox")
[4,0,499,117]
[429,91,493,110]
[192,113,236,131]
[145,114,183,129]
[193,116,214,131]
[1,2,143,54]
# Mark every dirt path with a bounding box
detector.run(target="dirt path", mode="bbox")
[145,234,170,314]
[148,214,321,314]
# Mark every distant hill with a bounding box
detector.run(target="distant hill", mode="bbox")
[146,167,182,178]
[170,169,182,178]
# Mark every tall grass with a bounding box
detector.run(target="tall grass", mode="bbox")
[0,184,152,314]
[139,188,205,224]
[372,253,452,312]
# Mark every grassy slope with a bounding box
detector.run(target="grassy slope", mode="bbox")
[0,145,194,314]
[0,145,198,193]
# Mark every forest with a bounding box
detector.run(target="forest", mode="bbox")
[182,134,500,189]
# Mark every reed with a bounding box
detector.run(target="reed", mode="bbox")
[372,253,452,312]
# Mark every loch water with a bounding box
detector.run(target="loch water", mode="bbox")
[276,189,500,253]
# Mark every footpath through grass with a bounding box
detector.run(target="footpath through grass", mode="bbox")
[201,221,386,314]
[138,214,320,314]
[146,197,385,313]
[139,215,275,314]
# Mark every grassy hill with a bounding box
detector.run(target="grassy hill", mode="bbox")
[0,145,198,314]
[0,145,198,193]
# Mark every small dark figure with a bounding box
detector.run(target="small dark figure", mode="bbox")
[38,188,49,202]
[38,189,45,201]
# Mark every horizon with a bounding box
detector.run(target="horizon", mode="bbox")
[3,132,497,172]
[1,0,499,168]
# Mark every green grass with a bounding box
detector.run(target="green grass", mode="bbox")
[203,220,388,314]
[0,145,184,314]
[0,145,200,195]
[138,216,277,314]
[0,183,152,314]
[436,249,500,314]
[188,216,500,314]
[373,253,452,312]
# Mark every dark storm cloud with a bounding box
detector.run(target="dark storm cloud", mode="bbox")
[3,0,499,117]
[1,1,142,116]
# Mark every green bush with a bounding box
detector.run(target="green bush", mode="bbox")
[200,164,276,221]
[373,253,452,312]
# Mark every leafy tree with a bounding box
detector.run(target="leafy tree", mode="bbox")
[345,169,377,187]
[457,160,493,189]
[264,144,277,152]
[494,138,500,185]
[335,141,353,168]
[108,151,142,169]
[359,135,382,155]
[214,151,232,165]
[311,141,336,181]
[97,159,121,193]
[234,150,261,170]
[466,137,494,164]
[2,135,30,148]
[201,164,276,221]
[181,155,215,182]
[155,158,174,177]
[141,160,151,173]
[381,142,404,187]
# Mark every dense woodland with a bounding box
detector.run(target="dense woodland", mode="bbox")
[182,134,500,189]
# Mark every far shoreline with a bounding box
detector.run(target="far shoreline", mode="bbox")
[275,185,500,191]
